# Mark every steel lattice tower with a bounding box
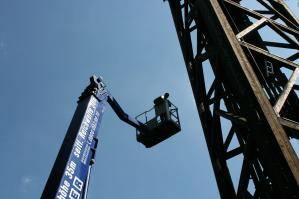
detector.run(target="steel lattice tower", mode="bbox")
[166,0,299,198]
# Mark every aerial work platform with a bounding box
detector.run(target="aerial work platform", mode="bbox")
[136,93,181,148]
[42,75,181,199]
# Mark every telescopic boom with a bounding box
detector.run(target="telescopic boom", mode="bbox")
[42,75,181,199]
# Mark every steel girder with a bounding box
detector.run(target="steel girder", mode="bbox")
[166,0,299,198]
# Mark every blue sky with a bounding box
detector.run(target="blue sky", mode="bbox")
[0,1,298,198]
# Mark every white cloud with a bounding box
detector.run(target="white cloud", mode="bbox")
[21,176,33,193]
[22,176,32,184]
[0,40,7,55]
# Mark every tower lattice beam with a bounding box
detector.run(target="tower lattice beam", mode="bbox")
[166,0,299,198]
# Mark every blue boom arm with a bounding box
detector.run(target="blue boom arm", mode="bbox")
[42,75,180,199]
[90,75,145,131]
[42,75,146,199]
[107,96,145,131]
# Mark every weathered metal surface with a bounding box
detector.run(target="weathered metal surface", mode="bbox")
[274,68,299,114]
[166,0,299,198]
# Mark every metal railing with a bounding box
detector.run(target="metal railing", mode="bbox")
[135,101,180,126]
